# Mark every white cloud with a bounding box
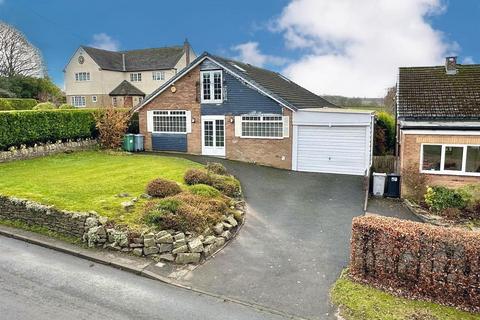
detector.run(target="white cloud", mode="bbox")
[89,33,120,51]
[273,0,453,97]
[232,41,287,67]
[462,56,475,64]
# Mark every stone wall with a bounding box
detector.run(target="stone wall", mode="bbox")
[0,139,97,163]
[0,196,92,238]
[0,195,245,265]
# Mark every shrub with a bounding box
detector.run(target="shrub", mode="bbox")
[146,178,182,198]
[350,215,480,311]
[440,207,462,220]
[0,99,12,111]
[33,102,56,110]
[58,103,75,109]
[143,192,227,232]
[184,168,211,185]
[94,106,131,149]
[401,163,428,203]
[189,184,221,198]
[0,110,97,150]
[0,98,37,110]
[0,88,15,98]
[206,162,228,175]
[127,112,139,134]
[424,186,470,213]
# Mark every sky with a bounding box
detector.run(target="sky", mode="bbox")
[0,0,479,97]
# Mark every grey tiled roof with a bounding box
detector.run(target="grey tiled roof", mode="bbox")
[110,80,145,96]
[82,46,184,72]
[210,55,336,109]
[397,64,480,121]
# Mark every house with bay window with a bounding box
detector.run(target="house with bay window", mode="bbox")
[135,52,374,174]
[64,40,195,108]
[397,56,480,193]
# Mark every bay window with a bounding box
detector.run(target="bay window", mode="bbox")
[201,70,222,103]
[421,144,480,175]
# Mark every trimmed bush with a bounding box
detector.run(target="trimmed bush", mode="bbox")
[146,178,182,198]
[0,98,37,111]
[424,186,470,213]
[189,184,221,198]
[350,215,480,312]
[184,168,211,185]
[33,102,56,110]
[184,168,240,197]
[0,110,97,150]
[143,192,227,232]
[58,103,75,109]
[206,162,228,175]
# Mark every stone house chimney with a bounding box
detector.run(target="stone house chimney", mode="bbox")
[184,39,191,66]
[445,56,457,75]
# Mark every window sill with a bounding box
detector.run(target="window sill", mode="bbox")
[420,170,480,177]
[239,136,284,140]
[152,132,187,135]
[201,100,223,104]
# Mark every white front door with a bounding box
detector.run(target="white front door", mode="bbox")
[202,116,226,157]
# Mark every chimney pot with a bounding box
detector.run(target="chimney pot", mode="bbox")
[445,56,457,75]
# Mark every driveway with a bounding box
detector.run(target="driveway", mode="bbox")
[155,154,365,320]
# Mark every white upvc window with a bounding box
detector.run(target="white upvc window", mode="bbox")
[234,114,289,139]
[71,96,86,107]
[201,70,222,103]
[130,73,142,82]
[152,71,165,81]
[75,72,90,81]
[92,96,97,103]
[420,143,480,176]
[148,110,192,134]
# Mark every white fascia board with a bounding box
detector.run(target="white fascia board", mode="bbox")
[402,129,480,135]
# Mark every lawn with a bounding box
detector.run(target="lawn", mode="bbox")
[331,271,480,320]
[0,151,202,226]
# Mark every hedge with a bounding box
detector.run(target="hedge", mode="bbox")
[349,215,480,311]
[0,110,97,150]
[0,98,37,111]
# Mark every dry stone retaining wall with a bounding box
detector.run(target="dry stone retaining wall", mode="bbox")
[0,139,97,163]
[0,195,244,265]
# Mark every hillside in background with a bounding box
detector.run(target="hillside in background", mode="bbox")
[322,95,387,112]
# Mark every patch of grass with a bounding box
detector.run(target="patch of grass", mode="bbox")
[331,270,480,320]
[0,151,202,226]
[0,218,82,245]
[189,184,221,198]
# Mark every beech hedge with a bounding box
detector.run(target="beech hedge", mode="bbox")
[349,215,480,311]
[0,110,97,150]
[0,98,37,111]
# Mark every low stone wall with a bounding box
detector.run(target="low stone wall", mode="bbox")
[0,196,93,238]
[350,215,480,312]
[0,195,245,265]
[0,139,97,163]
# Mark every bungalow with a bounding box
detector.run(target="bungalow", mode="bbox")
[397,56,480,193]
[134,52,374,175]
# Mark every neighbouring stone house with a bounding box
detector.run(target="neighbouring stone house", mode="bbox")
[64,40,196,108]
[397,56,480,194]
[134,52,374,174]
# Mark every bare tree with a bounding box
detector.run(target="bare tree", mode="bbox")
[0,22,45,77]
[384,86,396,114]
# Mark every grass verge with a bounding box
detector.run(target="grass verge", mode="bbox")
[331,270,480,320]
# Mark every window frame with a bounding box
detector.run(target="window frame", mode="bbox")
[92,96,97,103]
[200,70,223,104]
[71,96,86,107]
[240,114,285,139]
[130,73,142,82]
[152,71,165,81]
[74,72,90,81]
[420,143,480,176]
[152,110,188,134]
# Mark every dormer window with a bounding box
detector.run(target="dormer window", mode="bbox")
[201,70,222,103]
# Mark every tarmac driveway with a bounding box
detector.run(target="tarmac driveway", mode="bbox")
[161,155,365,320]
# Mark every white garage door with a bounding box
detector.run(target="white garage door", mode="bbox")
[296,125,368,175]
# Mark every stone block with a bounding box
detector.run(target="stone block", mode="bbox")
[175,253,201,264]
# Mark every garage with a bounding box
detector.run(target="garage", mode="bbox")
[292,109,374,176]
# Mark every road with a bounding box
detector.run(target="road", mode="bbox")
[0,235,290,320]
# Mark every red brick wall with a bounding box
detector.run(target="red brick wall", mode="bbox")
[399,132,480,193]
[138,65,293,169]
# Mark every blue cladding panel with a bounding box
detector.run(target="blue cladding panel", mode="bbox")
[199,60,282,116]
[151,134,187,152]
